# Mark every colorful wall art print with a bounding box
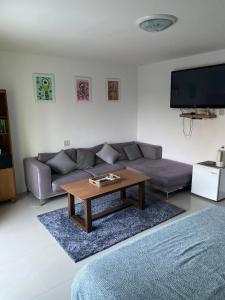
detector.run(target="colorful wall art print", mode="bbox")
[33,73,55,102]
[107,79,120,101]
[75,77,92,102]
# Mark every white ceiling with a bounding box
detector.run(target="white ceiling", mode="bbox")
[1,0,225,65]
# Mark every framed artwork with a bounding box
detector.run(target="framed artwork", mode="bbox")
[106,78,120,101]
[75,76,92,102]
[33,73,55,102]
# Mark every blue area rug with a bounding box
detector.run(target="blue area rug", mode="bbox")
[38,190,185,262]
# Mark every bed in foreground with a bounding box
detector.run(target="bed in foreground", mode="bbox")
[72,206,225,300]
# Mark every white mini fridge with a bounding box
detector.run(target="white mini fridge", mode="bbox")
[191,161,225,201]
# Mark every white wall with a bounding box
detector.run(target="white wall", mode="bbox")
[138,49,225,165]
[0,51,137,193]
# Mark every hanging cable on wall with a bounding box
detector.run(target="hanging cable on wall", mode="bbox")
[180,109,194,138]
[182,117,193,138]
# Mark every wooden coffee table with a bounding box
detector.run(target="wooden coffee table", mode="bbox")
[63,169,151,233]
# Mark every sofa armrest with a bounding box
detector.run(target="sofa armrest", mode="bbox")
[23,157,52,200]
[137,142,162,160]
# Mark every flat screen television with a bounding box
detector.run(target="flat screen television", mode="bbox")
[170,63,225,108]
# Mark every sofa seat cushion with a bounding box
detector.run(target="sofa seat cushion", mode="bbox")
[85,163,125,177]
[52,170,91,193]
[121,158,192,189]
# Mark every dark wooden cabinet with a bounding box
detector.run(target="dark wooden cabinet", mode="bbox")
[0,90,16,201]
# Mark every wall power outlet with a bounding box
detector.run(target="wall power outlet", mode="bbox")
[64,140,70,147]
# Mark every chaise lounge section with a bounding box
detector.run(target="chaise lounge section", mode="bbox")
[24,141,192,203]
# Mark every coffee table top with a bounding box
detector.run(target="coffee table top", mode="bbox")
[63,169,151,201]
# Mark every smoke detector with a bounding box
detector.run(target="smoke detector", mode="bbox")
[136,14,177,32]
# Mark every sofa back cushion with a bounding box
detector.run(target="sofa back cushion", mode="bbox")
[123,143,143,161]
[110,142,136,161]
[76,149,95,169]
[85,144,104,165]
[77,144,104,165]
[137,142,162,160]
[38,148,76,163]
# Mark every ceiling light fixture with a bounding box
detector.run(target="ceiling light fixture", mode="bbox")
[136,14,177,32]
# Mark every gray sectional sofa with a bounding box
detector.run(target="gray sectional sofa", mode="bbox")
[23,141,192,203]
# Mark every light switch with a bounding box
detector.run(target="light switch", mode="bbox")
[64,140,70,147]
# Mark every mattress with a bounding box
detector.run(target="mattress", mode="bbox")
[72,206,225,300]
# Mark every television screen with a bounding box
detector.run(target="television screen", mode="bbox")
[170,63,225,108]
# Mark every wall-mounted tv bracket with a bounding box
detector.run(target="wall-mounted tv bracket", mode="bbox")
[180,108,217,120]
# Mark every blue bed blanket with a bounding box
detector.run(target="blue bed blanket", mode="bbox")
[71,206,225,300]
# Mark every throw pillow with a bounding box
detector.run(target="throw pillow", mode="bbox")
[123,143,143,161]
[96,143,120,165]
[46,150,77,174]
[110,142,135,161]
[76,149,95,169]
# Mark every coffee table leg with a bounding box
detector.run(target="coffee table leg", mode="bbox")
[138,182,145,210]
[84,201,92,233]
[120,189,127,203]
[68,193,75,217]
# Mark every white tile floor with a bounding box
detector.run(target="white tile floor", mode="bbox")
[1,190,224,300]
